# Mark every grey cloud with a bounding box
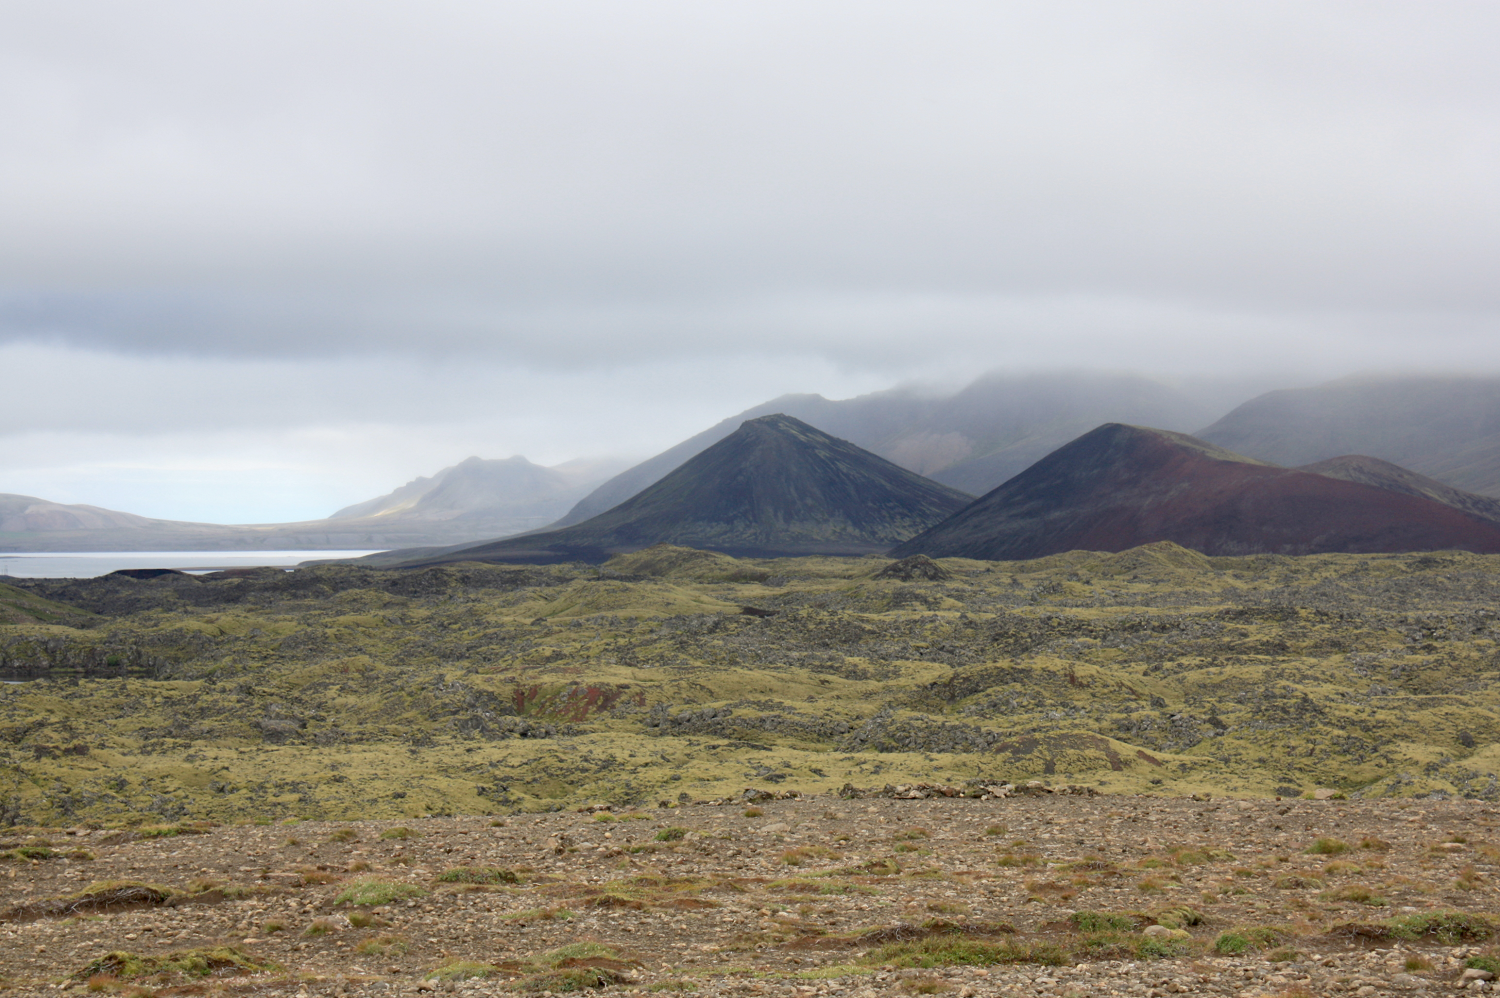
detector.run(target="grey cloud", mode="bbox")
[3,1,1500,370]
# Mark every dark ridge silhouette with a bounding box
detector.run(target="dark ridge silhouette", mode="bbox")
[892,423,1500,561]
[106,569,192,581]
[389,414,974,566]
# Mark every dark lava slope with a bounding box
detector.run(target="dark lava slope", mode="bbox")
[395,414,974,564]
[891,423,1500,560]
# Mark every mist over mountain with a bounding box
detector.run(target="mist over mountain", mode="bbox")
[1198,377,1500,497]
[554,372,1238,527]
[893,423,1500,561]
[392,414,974,566]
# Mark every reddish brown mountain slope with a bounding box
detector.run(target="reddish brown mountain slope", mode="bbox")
[892,424,1500,560]
[1296,455,1500,526]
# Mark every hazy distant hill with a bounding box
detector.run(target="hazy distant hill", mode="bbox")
[392,414,974,566]
[1198,376,1500,497]
[0,455,627,553]
[0,494,163,534]
[553,372,1231,527]
[327,455,627,537]
[893,423,1500,560]
[1297,455,1500,526]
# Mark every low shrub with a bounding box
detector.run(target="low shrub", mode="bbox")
[430,960,496,981]
[134,824,209,839]
[1135,935,1189,960]
[437,866,519,885]
[818,859,900,878]
[1272,874,1324,890]
[1070,911,1135,933]
[995,853,1041,868]
[334,877,427,906]
[1153,906,1202,929]
[356,935,409,956]
[1305,838,1349,856]
[503,907,573,924]
[1386,911,1494,945]
[1213,927,1286,955]
[1320,884,1386,906]
[524,967,628,991]
[864,936,1066,968]
[73,947,279,981]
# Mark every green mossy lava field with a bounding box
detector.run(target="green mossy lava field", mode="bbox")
[2,542,1499,826]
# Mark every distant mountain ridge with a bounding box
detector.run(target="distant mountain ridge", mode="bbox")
[328,454,627,533]
[390,414,974,566]
[0,455,627,553]
[893,423,1500,560]
[20,371,1500,558]
[331,455,571,519]
[1,494,163,534]
[1198,376,1500,497]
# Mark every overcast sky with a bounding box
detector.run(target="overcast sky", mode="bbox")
[4,1,1500,522]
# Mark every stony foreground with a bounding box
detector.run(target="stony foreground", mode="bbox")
[5,793,1500,996]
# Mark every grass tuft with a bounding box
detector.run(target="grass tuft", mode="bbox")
[1213,927,1286,955]
[356,934,408,956]
[432,960,497,981]
[334,877,428,906]
[437,866,520,885]
[1070,911,1135,933]
[1305,837,1349,855]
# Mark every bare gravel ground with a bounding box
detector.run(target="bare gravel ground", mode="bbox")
[5,793,1500,997]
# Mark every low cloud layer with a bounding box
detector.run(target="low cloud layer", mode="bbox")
[4,2,1500,520]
